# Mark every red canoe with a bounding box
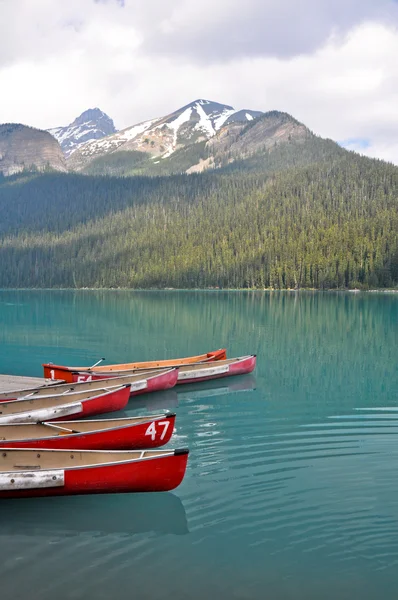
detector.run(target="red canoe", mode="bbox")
[73,367,178,392]
[0,369,178,402]
[42,348,227,382]
[73,355,257,386]
[0,385,131,424]
[0,412,176,450]
[0,447,189,498]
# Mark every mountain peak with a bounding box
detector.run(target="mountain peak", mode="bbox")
[176,99,235,119]
[160,99,255,142]
[191,98,234,109]
[48,108,117,157]
[72,108,109,126]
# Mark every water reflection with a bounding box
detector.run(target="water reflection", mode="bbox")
[127,388,179,412]
[0,291,397,599]
[122,375,256,414]
[0,492,188,537]
[176,374,256,402]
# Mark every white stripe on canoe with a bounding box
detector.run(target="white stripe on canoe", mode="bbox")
[130,380,148,392]
[0,470,64,491]
[178,364,230,380]
[0,402,83,424]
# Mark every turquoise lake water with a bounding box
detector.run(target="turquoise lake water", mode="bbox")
[0,290,397,600]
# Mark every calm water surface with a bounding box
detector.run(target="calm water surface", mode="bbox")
[0,290,397,600]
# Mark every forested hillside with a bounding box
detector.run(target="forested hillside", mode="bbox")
[0,150,397,290]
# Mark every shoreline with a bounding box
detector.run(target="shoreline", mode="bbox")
[0,287,397,294]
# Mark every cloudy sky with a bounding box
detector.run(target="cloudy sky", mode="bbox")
[1,0,398,163]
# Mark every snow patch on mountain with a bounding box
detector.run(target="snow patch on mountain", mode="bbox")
[49,125,77,145]
[78,118,156,157]
[213,108,236,130]
[194,102,217,137]
[160,107,193,157]
[121,120,155,142]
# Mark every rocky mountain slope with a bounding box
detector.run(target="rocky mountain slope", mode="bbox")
[0,124,66,176]
[77,106,324,177]
[209,111,308,161]
[189,111,312,173]
[67,99,263,173]
[48,108,116,157]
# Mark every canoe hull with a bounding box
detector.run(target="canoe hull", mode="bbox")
[0,414,176,450]
[0,370,176,402]
[73,367,178,395]
[58,385,131,419]
[0,385,131,425]
[0,450,189,498]
[42,349,227,382]
[177,355,256,384]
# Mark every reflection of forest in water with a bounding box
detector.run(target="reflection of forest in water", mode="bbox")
[0,290,396,404]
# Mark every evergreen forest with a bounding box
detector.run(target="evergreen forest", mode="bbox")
[0,148,397,290]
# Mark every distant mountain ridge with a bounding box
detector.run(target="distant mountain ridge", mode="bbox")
[67,99,264,173]
[0,123,66,176]
[48,108,117,157]
[72,102,326,178]
[0,100,345,178]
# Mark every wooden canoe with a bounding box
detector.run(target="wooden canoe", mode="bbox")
[0,368,178,402]
[42,348,227,382]
[0,447,189,498]
[73,355,257,385]
[0,384,131,424]
[0,412,176,450]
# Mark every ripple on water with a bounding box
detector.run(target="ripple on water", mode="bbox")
[181,404,398,574]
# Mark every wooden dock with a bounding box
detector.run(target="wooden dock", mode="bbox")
[0,374,50,392]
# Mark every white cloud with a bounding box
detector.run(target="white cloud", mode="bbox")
[142,0,398,61]
[0,1,398,163]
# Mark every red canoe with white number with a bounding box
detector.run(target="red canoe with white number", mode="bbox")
[72,355,257,386]
[72,368,178,392]
[0,369,178,403]
[0,412,176,450]
[0,447,189,498]
[42,348,227,382]
[0,385,131,424]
